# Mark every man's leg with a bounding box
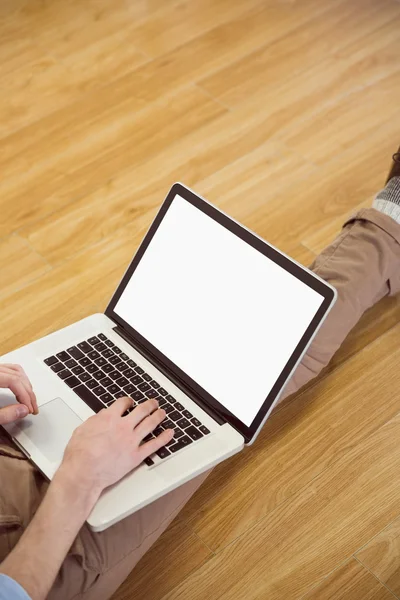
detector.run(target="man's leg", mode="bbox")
[281,155,400,398]
[281,206,400,400]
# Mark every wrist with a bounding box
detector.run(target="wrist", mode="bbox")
[52,463,102,517]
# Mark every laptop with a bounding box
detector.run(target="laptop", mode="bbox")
[0,183,336,531]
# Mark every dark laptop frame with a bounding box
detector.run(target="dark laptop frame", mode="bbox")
[106,183,336,443]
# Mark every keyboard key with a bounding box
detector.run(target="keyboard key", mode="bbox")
[116,362,129,372]
[161,419,174,429]
[154,427,164,437]
[50,362,64,373]
[166,395,176,404]
[86,363,97,374]
[182,410,193,419]
[64,358,77,369]
[174,427,184,438]
[100,392,113,403]
[132,391,145,401]
[109,370,121,380]
[123,383,136,395]
[65,375,81,388]
[67,346,85,360]
[169,435,193,453]
[166,437,176,447]
[86,378,97,389]
[120,353,129,361]
[74,384,104,413]
[145,389,158,399]
[98,333,108,341]
[131,375,143,386]
[115,377,129,387]
[158,396,168,406]
[93,385,106,396]
[127,359,137,368]
[143,373,152,382]
[88,350,100,360]
[107,384,120,394]
[102,349,113,359]
[93,370,106,380]
[56,351,70,362]
[124,368,135,378]
[72,365,84,376]
[79,357,91,367]
[113,346,122,354]
[135,366,144,375]
[114,390,125,399]
[175,402,184,411]
[179,435,193,446]
[58,369,72,380]
[176,417,191,429]
[101,377,113,388]
[150,380,160,389]
[158,387,167,396]
[44,356,58,366]
[88,336,100,345]
[105,340,114,347]
[109,355,120,365]
[169,410,182,422]
[78,341,92,353]
[144,457,154,467]
[94,342,107,352]
[156,447,170,459]
[186,426,203,441]
[191,417,202,427]
[164,404,174,415]
[79,372,91,382]
[199,425,210,435]
[95,357,107,367]
[138,382,151,392]
[102,363,113,373]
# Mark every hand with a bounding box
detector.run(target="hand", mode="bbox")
[0,364,38,425]
[59,397,174,501]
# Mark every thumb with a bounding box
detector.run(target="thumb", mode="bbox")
[0,404,29,425]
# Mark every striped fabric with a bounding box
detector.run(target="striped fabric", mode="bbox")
[373,176,400,224]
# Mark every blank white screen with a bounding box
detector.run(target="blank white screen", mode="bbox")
[114,195,324,426]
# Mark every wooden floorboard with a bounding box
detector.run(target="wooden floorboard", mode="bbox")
[301,559,397,600]
[356,519,400,598]
[1,0,400,598]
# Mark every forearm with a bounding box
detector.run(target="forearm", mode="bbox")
[0,466,100,600]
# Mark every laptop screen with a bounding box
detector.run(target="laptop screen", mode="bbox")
[113,193,325,428]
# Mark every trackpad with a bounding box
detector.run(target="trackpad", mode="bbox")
[16,398,83,464]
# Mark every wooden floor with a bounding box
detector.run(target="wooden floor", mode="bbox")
[1,0,400,598]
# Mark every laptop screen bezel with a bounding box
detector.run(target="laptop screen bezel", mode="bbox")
[106,183,335,443]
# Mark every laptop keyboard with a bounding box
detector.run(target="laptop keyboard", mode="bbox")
[44,333,210,466]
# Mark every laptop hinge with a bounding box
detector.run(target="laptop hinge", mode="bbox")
[112,325,225,425]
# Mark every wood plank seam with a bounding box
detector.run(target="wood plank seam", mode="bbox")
[353,556,399,600]
[297,557,359,600]
[193,82,232,112]
[192,530,217,558]
[13,233,53,268]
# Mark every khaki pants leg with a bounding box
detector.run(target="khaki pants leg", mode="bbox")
[1,208,400,600]
[281,208,400,400]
